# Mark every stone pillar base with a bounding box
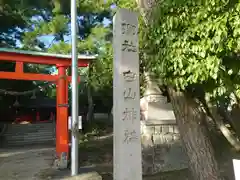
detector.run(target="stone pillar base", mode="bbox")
[141,121,188,175]
[53,152,68,170]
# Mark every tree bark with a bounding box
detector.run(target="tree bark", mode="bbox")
[218,101,238,133]
[168,87,224,180]
[86,84,94,122]
[87,62,94,122]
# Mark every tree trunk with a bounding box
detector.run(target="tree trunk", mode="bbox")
[218,101,238,133]
[87,62,94,122]
[199,98,240,151]
[86,84,94,122]
[209,105,240,151]
[168,87,224,180]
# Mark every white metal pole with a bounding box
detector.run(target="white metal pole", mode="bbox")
[71,0,79,176]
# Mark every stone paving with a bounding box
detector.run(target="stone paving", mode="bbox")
[0,145,54,180]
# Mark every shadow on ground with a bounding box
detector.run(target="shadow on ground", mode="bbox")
[47,133,190,180]
[44,121,240,180]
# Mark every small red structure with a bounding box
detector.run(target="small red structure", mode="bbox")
[0,48,95,161]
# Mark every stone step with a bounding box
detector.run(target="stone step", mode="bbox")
[5,136,55,141]
[2,123,56,147]
[5,140,55,147]
[4,131,55,135]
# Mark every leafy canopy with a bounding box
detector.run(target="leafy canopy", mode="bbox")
[143,0,240,100]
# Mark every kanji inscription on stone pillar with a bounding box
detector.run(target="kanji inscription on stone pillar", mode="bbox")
[113,8,142,180]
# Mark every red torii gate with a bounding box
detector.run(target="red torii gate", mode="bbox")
[0,48,95,161]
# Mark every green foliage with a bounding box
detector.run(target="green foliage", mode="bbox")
[143,0,240,100]
[20,0,115,103]
[0,0,54,47]
[90,42,113,91]
[22,0,114,50]
[108,0,137,10]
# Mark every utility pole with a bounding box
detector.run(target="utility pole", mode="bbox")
[71,0,79,176]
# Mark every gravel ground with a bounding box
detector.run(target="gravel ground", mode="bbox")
[43,134,190,180]
[0,145,54,180]
[0,133,236,180]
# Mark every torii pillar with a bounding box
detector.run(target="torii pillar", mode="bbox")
[56,64,69,165]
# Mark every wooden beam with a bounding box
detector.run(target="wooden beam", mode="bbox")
[0,52,89,67]
[0,71,77,82]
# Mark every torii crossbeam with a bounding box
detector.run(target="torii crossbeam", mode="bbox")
[0,48,95,164]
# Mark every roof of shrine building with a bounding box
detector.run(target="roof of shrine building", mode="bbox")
[0,48,97,60]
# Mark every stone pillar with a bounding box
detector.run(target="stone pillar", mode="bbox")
[113,8,142,180]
